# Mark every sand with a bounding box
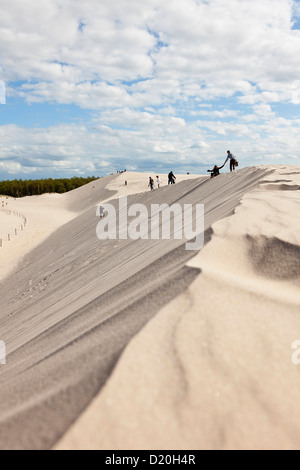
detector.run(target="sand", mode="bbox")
[0,172,151,281]
[1,166,299,450]
[0,171,206,449]
[102,171,201,201]
[0,194,76,282]
[55,165,300,451]
[0,172,196,281]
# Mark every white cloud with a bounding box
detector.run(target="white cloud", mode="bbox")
[2,0,300,105]
[1,0,300,175]
[1,111,300,178]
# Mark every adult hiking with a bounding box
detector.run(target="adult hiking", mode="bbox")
[224,150,238,172]
[168,171,176,185]
[148,177,154,191]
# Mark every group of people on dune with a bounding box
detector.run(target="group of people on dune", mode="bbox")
[148,172,176,191]
[207,150,239,178]
[148,151,238,191]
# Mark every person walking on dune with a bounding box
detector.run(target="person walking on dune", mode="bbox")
[148,177,154,191]
[168,171,176,185]
[156,176,161,188]
[224,150,238,172]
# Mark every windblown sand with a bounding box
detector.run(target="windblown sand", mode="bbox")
[0,194,76,282]
[56,165,300,451]
[0,171,204,449]
[1,166,300,450]
[0,172,176,280]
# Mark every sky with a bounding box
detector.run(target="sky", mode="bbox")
[1,0,300,180]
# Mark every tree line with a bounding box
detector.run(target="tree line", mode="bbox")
[0,176,99,198]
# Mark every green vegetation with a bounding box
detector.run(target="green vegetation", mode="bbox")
[0,176,99,198]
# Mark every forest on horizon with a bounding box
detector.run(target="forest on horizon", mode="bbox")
[0,176,99,198]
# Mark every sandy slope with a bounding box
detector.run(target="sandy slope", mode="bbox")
[0,167,270,450]
[102,171,202,201]
[56,165,300,451]
[0,175,118,281]
[0,172,195,281]
[0,194,76,282]
[0,209,24,243]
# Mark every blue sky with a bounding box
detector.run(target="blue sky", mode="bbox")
[1,0,300,180]
[0,100,92,128]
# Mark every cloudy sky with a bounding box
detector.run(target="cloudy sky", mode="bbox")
[1,0,300,179]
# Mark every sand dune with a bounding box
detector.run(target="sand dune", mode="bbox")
[55,165,300,451]
[0,172,195,281]
[102,171,203,201]
[0,171,206,449]
[0,175,121,281]
[1,166,297,450]
[0,209,25,244]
